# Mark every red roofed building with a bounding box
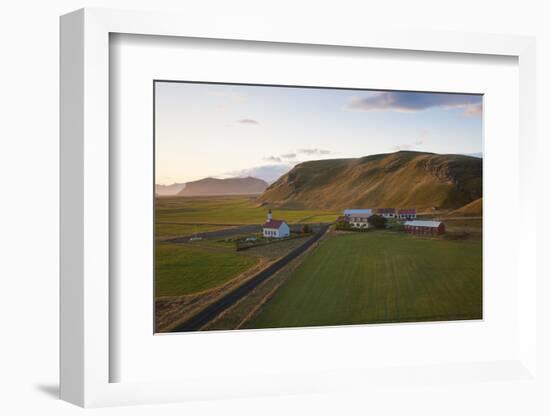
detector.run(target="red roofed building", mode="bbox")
[404,220,445,235]
[376,208,396,218]
[398,208,417,220]
[262,210,290,238]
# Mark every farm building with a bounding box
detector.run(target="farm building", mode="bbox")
[262,210,290,238]
[344,208,373,216]
[377,208,397,218]
[404,220,445,235]
[342,209,373,229]
[398,208,417,220]
[348,213,372,229]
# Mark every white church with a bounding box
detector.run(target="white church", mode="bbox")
[262,210,290,238]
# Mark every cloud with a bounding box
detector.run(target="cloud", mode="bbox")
[463,103,483,117]
[207,89,246,109]
[263,152,297,163]
[392,129,429,152]
[298,148,331,155]
[238,118,259,124]
[348,92,482,116]
[221,164,294,184]
[392,140,423,151]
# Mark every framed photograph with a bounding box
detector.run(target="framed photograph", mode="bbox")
[60,8,539,408]
[153,81,484,334]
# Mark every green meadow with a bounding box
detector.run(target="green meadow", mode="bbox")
[156,195,340,228]
[248,232,482,329]
[155,195,482,330]
[155,196,339,298]
[155,243,259,297]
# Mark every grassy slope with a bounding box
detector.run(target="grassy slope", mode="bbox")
[248,232,482,329]
[447,197,483,217]
[258,151,482,210]
[155,242,259,297]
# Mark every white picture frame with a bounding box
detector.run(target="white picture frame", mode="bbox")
[60,8,538,408]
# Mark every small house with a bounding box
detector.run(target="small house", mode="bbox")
[348,213,372,229]
[398,208,417,220]
[404,220,445,235]
[262,210,290,238]
[377,208,396,218]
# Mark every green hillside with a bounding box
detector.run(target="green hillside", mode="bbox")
[447,197,483,217]
[257,151,482,210]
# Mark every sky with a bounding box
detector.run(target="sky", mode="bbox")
[155,82,483,185]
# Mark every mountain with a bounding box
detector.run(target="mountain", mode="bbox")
[177,176,268,196]
[257,151,482,210]
[222,164,294,184]
[447,198,482,217]
[155,183,186,196]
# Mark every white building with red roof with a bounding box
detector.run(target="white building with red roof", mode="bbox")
[262,210,290,238]
[376,208,397,218]
[398,208,417,220]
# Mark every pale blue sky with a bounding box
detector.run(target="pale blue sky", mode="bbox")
[155,82,482,185]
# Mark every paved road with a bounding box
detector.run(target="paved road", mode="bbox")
[165,224,262,243]
[163,222,328,243]
[169,224,330,332]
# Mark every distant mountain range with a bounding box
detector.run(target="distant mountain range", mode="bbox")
[155,182,186,196]
[257,151,482,210]
[174,176,269,196]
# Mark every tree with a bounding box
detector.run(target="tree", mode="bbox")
[367,214,387,229]
[301,224,311,234]
[335,220,350,230]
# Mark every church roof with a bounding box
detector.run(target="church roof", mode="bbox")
[263,219,285,229]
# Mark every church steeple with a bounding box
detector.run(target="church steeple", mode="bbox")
[267,209,272,222]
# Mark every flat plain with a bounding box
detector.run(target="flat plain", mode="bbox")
[247,231,482,329]
[155,195,339,299]
[156,195,340,227]
[155,243,260,297]
[154,194,483,332]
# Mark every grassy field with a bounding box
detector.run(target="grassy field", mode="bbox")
[156,195,340,227]
[155,243,259,297]
[155,196,338,297]
[156,223,228,240]
[155,195,339,300]
[443,218,482,233]
[204,235,320,331]
[247,231,482,329]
